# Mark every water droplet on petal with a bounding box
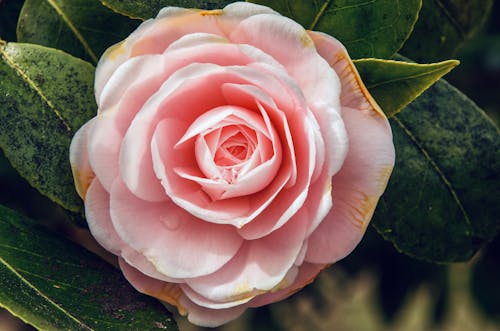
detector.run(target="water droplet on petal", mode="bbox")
[160,214,181,231]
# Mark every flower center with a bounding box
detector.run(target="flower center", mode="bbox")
[212,128,256,183]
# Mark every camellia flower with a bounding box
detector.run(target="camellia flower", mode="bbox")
[70,2,395,327]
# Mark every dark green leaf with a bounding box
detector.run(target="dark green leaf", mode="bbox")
[354,58,459,117]
[373,79,500,262]
[0,204,178,331]
[248,0,422,59]
[99,0,236,20]
[0,42,95,214]
[401,0,494,62]
[0,0,24,41]
[17,0,141,63]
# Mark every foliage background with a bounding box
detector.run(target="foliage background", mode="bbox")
[0,0,499,330]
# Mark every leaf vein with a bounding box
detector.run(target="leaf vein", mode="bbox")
[0,44,72,132]
[46,0,98,63]
[392,115,472,233]
[0,256,94,331]
[365,66,452,89]
[309,0,331,30]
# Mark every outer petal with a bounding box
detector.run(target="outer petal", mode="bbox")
[119,258,187,314]
[85,179,182,283]
[84,178,123,255]
[110,179,243,278]
[305,105,394,264]
[307,31,384,116]
[184,208,309,305]
[304,30,394,264]
[95,2,279,100]
[119,260,246,328]
[248,262,326,307]
[86,113,123,192]
[69,119,96,199]
[230,14,341,109]
[178,296,246,328]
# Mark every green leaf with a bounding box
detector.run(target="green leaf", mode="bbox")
[0,42,95,214]
[354,58,459,117]
[248,0,422,59]
[99,0,237,20]
[17,0,141,64]
[0,204,178,331]
[400,0,494,62]
[372,79,500,262]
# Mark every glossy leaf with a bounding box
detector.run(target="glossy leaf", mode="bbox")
[0,42,95,214]
[0,204,178,331]
[354,58,459,117]
[249,0,422,59]
[401,0,494,62]
[98,0,236,20]
[17,0,141,63]
[373,79,500,262]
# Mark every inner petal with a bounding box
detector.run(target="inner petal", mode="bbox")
[214,129,254,166]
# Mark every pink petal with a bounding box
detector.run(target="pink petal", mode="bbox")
[237,109,316,239]
[94,1,278,103]
[152,118,254,225]
[248,262,326,307]
[119,258,188,313]
[230,14,341,113]
[221,2,278,19]
[119,64,232,202]
[86,114,122,192]
[219,82,318,237]
[146,65,295,227]
[178,296,246,328]
[69,119,96,199]
[305,105,395,264]
[176,105,270,147]
[185,207,309,304]
[94,18,159,102]
[307,31,385,116]
[120,257,246,328]
[303,31,394,264]
[231,16,349,178]
[84,178,122,255]
[129,13,223,57]
[110,178,243,278]
[85,179,182,282]
[174,104,281,200]
[98,43,257,201]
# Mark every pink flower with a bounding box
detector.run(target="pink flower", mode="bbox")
[70,2,394,327]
